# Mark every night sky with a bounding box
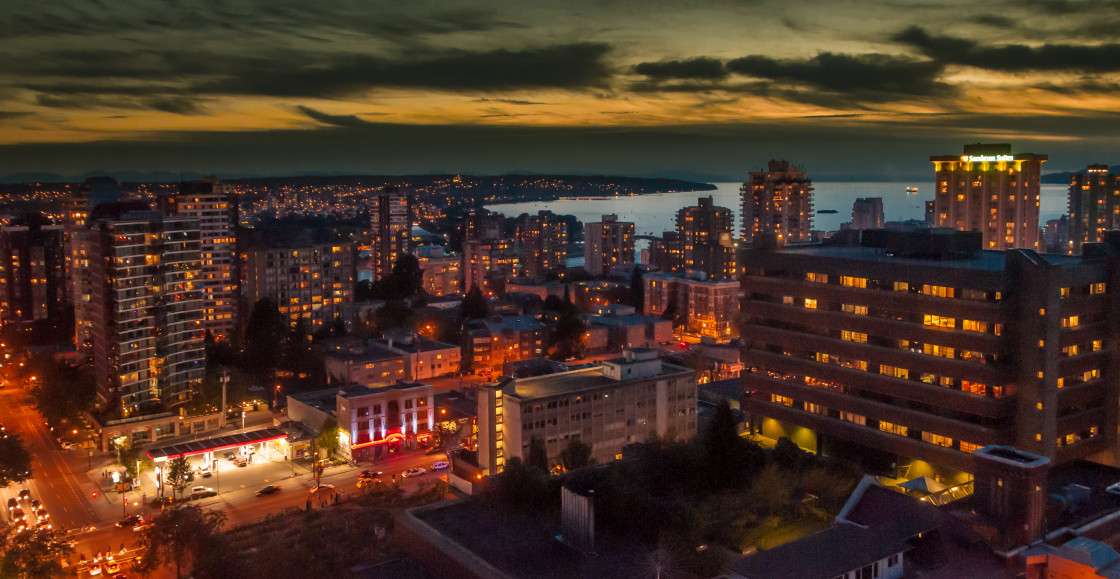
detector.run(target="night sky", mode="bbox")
[4,0,1120,180]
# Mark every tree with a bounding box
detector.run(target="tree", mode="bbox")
[430,420,462,470]
[552,302,585,359]
[137,506,226,579]
[0,434,32,486]
[558,438,593,471]
[27,357,95,426]
[526,436,549,472]
[701,400,763,487]
[244,298,284,377]
[319,416,340,456]
[166,456,194,500]
[116,442,153,479]
[461,286,489,320]
[0,527,73,578]
[373,299,413,331]
[630,268,645,313]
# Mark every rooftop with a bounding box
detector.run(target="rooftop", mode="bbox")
[504,359,690,400]
[322,342,402,362]
[769,243,1084,272]
[377,335,458,353]
[728,523,908,579]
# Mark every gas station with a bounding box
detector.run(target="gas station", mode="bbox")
[144,426,290,490]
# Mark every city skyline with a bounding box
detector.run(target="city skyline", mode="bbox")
[4,1,1120,179]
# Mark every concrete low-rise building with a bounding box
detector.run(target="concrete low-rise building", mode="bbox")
[375,332,461,380]
[464,316,547,374]
[477,348,697,474]
[322,340,406,387]
[288,381,435,462]
[588,304,673,349]
[644,272,740,340]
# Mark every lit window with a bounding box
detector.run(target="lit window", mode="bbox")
[923,315,956,329]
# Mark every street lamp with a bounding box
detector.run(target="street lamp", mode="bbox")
[241,410,245,431]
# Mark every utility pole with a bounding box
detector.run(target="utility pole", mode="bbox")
[220,369,230,428]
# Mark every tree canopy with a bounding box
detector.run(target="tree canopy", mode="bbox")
[319,416,340,456]
[137,506,227,579]
[0,434,32,486]
[461,286,490,321]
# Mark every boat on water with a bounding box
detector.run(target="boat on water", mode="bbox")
[906,186,919,196]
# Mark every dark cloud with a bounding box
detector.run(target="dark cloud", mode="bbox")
[1033,80,1120,95]
[0,111,30,120]
[0,2,521,43]
[1016,0,1120,15]
[34,93,205,115]
[473,98,549,105]
[894,26,1120,72]
[973,14,1016,29]
[725,52,950,100]
[201,43,614,96]
[297,106,379,128]
[633,57,728,80]
[16,43,614,106]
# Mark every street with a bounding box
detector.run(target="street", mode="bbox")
[0,383,454,577]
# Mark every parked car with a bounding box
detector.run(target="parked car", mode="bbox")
[59,441,73,450]
[233,458,247,468]
[431,461,449,471]
[402,467,426,478]
[424,446,443,456]
[104,560,121,575]
[115,515,141,528]
[255,485,281,497]
[225,453,237,461]
[189,486,214,498]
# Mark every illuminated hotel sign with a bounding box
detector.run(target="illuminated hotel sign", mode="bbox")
[962,155,1014,162]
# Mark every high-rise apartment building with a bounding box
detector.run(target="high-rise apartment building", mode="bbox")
[644,272,740,339]
[584,214,635,276]
[68,177,121,353]
[740,229,1120,473]
[931,143,1046,250]
[1068,165,1120,254]
[414,245,461,296]
[0,217,67,327]
[851,198,885,231]
[516,211,568,278]
[476,349,697,474]
[244,242,355,329]
[741,160,813,244]
[462,238,518,296]
[370,186,413,282]
[157,177,239,340]
[646,231,678,272]
[86,202,205,417]
[675,197,737,280]
[462,209,504,242]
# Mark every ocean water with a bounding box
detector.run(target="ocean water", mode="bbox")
[487,181,1071,239]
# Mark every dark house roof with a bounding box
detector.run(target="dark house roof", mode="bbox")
[728,523,908,579]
